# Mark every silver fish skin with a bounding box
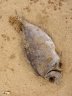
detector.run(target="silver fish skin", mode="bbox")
[22,20,62,83]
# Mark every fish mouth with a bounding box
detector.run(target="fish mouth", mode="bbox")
[48,69,62,73]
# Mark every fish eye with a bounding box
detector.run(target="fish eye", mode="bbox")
[49,76,55,83]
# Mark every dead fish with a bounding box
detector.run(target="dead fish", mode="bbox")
[9,16,62,83]
[21,20,62,83]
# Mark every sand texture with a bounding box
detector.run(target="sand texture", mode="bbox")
[0,0,72,96]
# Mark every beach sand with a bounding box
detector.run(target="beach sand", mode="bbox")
[0,0,72,96]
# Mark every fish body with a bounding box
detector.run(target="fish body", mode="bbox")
[9,16,62,83]
[21,21,62,83]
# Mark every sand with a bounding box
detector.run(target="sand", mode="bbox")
[0,0,72,96]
